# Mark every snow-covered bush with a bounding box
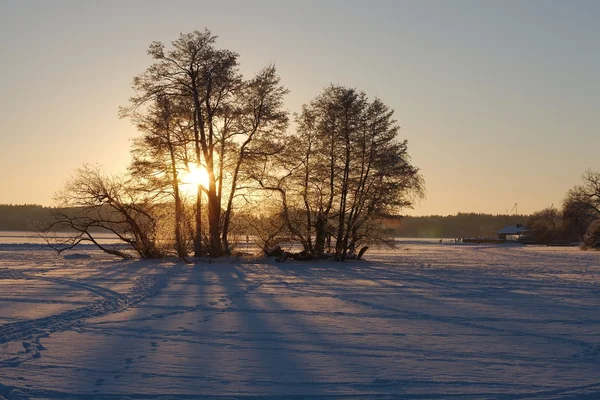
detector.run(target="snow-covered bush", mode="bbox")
[583,219,600,250]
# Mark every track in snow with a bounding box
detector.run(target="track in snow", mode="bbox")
[0,268,167,345]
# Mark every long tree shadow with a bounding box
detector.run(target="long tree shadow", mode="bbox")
[194,263,329,395]
[266,258,600,390]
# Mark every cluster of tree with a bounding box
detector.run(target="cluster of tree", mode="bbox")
[45,29,423,260]
[392,212,528,238]
[527,170,600,248]
[249,86,424,260]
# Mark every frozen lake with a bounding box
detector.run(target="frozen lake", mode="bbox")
[1,242,600,399]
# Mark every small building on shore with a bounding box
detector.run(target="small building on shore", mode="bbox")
[496,224,530,242]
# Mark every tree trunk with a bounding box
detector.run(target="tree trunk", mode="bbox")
[222,147,242,255]
[335,136,352,261]
[357,246,368,260]
[219,132,230,254]
[206,158,223,257]
[313,218,327,257]
[169,147,186,258]
[194,184,203,257]
[191,98,206,258]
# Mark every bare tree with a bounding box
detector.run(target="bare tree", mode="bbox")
[563,169,600,242]
[526,207,562,244]
[123,30,240,256]
[253,85,424,260]
[219,65,289,253]
[123,30,288,257]
[126,95,195,257]
[42,165,165,259]
[583,219,600,249]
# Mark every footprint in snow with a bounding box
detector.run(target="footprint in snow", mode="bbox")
[372,378,394,385]
[576,344,600,359]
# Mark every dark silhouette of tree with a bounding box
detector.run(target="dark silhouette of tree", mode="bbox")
[123,30,288,257]
[526,207,561,244]
[219,65,289,253]
[583,219,600,249]
[42,165,165,259]
[563,170,600,243]
[126,95,195,257]
[39,29,431,260]
[253,85,424,260]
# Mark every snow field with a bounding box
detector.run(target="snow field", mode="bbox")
[0,244,599,399]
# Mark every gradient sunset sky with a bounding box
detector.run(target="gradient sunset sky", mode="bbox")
[1,0,598,216]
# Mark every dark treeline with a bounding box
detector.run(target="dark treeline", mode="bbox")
[391,213,528,238]
[0,204,114,233]
[1,204,524,240]
[0,204,54,231]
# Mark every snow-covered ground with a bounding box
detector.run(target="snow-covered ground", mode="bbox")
[1,242,600,399]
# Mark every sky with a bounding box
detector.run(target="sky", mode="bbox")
[1,0,599,216]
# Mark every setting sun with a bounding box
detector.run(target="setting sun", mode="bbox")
[181,164,209,191]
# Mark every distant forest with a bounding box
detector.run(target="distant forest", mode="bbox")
[391,213,527,238]
[1,205,526,239]
[0,204,55,231]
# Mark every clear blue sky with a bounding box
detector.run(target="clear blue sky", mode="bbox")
[1,0,599,215]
